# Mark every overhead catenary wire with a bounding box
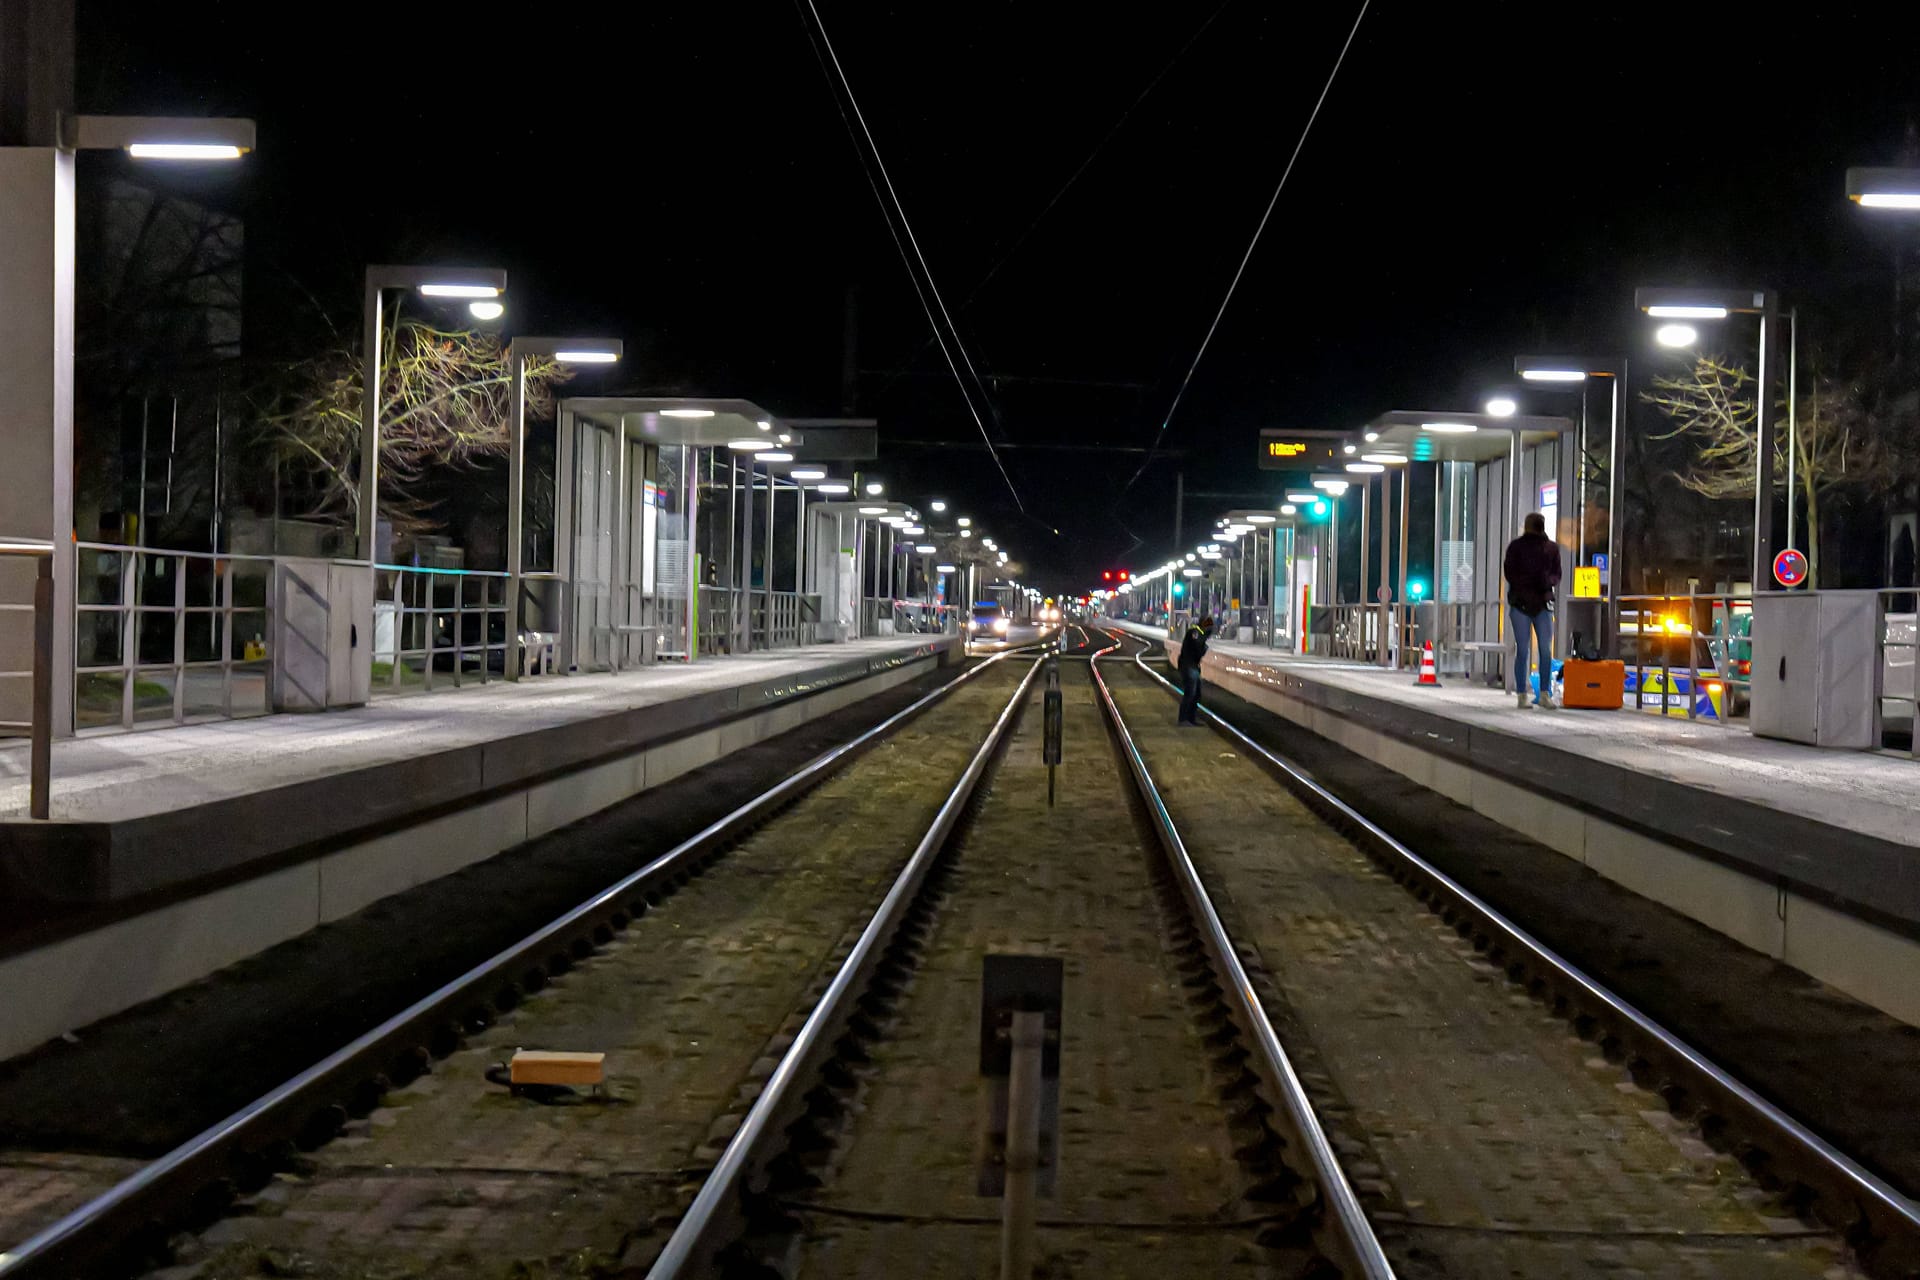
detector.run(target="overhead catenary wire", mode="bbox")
[795,0,1026,512]
[1119,0,1372,501]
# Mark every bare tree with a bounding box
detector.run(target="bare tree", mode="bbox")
[255,316,571,542]
[1644,354,1882,583]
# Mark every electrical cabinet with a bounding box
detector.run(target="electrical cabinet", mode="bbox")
[272,558,373,712]
[1750,591,1880,748]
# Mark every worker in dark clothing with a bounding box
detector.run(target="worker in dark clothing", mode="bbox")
[1502,512,1562,709]
[1177,615,1215,725]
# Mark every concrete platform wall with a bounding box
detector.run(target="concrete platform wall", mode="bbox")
[1182,641,1920,1029]
[0,657,931,1062]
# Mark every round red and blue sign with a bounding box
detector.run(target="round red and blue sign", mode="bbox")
[1772,547,1808,588]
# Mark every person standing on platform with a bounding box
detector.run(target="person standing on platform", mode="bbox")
[1177,615,1215,725]
[1503,512,1561,709]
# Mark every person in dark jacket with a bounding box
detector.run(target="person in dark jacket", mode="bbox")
[1177,615,1214,725]
[1503,513,1562,709]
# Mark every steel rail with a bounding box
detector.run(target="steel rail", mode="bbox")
[1124,635,1920,1265]
[1089,633,1396,1279]
[647,653,1047,1277]
[0,644,1035,1279]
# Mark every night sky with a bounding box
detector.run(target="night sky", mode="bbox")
[75,1,1920,593]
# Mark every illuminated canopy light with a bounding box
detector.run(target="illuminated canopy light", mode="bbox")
[468,300,504,321]
[128,142,243,160]
[1280,503,1297,515]
[1183,567,1204,577]
[1346,462,1385,474]
[916,544,936,554]
[1520,368,1586,382]
[1860,193,1920,209]
[903,525,925,535]
[1246,514,1276,523]
[555,350,619,363]
[930,500,947,512]
[661,408,715,418]
[1343,444,1357,454]
[756,419,772,431]
[778,433,793,444]
[754,451,792,462]
[815,483,850,494]
[1420,422,1478,433]
[727,439,764,451]
[859,506,888,515]
[1185,553,1197,561]
[957,517,971,527]
[1313,478,1350,494]
[1362,453,1408,465]
[1645,304,1728,319]
[1285,491,1317,502]
[792,468,827,480]
[1656,323,1698,348]
[1363,431,1379,442]
[1485,396,1517,418]
[937,563,957,573]
[961,529,973,537]
[419,283,501,298]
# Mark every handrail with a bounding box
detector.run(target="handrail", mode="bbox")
[1093,636,1395,1279]
[0,540,54,819]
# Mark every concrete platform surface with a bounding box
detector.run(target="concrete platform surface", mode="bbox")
[0,636,955,909]
[1114,619,1920,936]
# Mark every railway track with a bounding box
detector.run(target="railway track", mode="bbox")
[1095,630,1920,1279]
[0,645,1048,1279]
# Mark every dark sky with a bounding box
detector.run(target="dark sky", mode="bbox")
[78,2,1920,594]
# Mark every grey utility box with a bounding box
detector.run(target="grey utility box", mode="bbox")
[1750,590,1880,748]
[272,558,373,712]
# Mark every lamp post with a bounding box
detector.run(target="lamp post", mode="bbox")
[359,266,508,564]
[1634,288,1781,590]
[1,112,252,737]
[504,337,622,675]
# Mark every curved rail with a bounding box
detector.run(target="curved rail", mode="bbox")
[646,653,1047,1277]
[1089,633,1396,1279]
[1123,633,1920,1263]
[0,645,1037,1278]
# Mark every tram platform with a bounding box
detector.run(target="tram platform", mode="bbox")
[0,635,957,1059]
[1113,619,1920,1025]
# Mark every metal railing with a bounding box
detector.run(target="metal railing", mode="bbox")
[74,542,274,731]
[1618,592,1751,725]
[696,585,823,654]
[1878,590,1917,757]
[889,598,956,635]
[373,564,509,692]
[0,540,55,817]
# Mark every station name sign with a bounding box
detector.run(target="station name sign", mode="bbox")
[1257,428,1349,471]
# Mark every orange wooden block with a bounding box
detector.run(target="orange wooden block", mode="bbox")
[509,1050,606,1087]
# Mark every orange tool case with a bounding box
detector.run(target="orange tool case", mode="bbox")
[1560,658,1624,709]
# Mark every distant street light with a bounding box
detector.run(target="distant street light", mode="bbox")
[1633,287,1782,587]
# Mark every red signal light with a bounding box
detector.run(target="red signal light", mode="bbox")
[1102,571,1113,581]
[1119,569,1130,581]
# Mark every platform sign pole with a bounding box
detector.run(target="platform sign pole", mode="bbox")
[1042,658,1062,806]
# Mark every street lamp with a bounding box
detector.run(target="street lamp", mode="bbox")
[360,265,508,562]
[1846,167,1920,210]
[1632,288,1782,589]
[1513,354,1626,591]
[504,336,622,673]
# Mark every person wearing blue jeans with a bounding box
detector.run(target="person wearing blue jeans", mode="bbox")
[1176,615,1214,725]
[1502,512,1561,709]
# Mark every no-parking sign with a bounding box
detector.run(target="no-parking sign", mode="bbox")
[1772,547,1808,588]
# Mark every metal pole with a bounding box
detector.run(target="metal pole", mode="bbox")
[506,352,526,679]
[739,460,755,651]
[1606,371,1624,655]
[30,557,52,820]
[1786,307,1798,561]
[358,273,382,562]
[1754,302,1779,591]
[762,469,774,648]
[999,1010,1043,1280]
[1577,380,1589,564]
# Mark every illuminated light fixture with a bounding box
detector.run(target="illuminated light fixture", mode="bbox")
[419,282,502,298]
[778,433,793,444]
[1848,168,1920,208]
[1286,491,1317,503]
[792,467,827,480]
[1343,444,1358,455]
[858,505,888,515]
[1280,503,1297,515]
[1361,453,1408,465]
[930,500,947,512]
[75,115,258,159]
[916,543,936,554]
[554,350,619,363]
[961,529,973,537]
[1186,553,1197,561]
[815,483,850,495]
[1246,514,1276,524]
[1420,421,1478,433]
[937,563,957,573]
[727,438,765,451]
[1182,567,1203,577]
[661,407,715,419]
[468,300,504,321]
[903,525,925,535]
[957,516,971,527]
[1313,478,1350,495]
[865,481,884,495]
[128,142,243,160]
[1520,368,1586,382]
[754,451,793,462]
[1860,192,1920,209]
[756,419,772,431]
[1645,304,1728,319]
[1363,431,1379,442]
[1656,323,1698,348]
[1346,462,1386,474]
[1485,396,1517,418]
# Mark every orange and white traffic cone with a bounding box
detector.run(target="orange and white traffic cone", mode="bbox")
[1415,641,1439,687]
